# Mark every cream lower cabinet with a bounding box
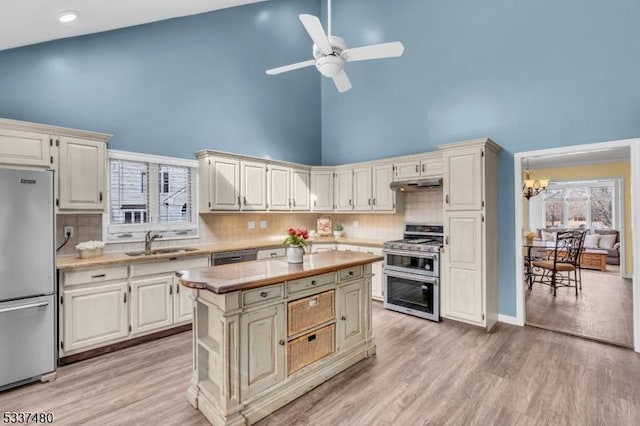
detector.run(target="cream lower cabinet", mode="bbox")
[360,247,383,301]
[337,278,367,351]
[130,274,174,335]
[174,277,194,324]
[241,303,286,399]
[62,282,129,353]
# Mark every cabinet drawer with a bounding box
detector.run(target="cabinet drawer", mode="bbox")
[288,290,335,336]
[338,266,363,282]
[63,265,128,287]
[257,248,286,260]
[131,256,209,277]
[243,284,284,307]
[288,324,335,375]
[288,272,336,295]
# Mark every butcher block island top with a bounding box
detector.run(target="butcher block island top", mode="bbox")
[177,250,383,294]
[177,251,381,426]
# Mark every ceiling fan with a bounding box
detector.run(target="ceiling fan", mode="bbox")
[265,0,404,93]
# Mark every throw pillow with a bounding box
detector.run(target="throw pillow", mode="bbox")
[541,230,556,242]
[599,234,617,249]
[584,234,600,249]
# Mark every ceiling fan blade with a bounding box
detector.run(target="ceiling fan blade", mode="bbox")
[299,14,332,55]
[342,41,405,62]
[265,59,316,75]
[332,70,352,93]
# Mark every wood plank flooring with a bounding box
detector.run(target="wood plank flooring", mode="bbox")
[2,303,640,425]
[525,266,633,347]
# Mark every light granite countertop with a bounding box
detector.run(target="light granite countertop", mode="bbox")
[56,237,385,270]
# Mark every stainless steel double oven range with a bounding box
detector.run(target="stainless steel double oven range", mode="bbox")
[383,224,443,322]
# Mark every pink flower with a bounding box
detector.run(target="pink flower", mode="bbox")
[288,228,296,236]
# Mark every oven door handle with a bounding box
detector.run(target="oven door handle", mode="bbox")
[383,250,439,259]
[383,269,439,284]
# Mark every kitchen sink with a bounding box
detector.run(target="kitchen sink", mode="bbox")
[125,247,200,257]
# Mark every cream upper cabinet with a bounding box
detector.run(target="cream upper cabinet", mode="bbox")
[290,168,310,211]
[393,160,421,180]
[372,164,395,211]
[240,160,267,211]
[0,128,51,167]
[443,146,484,211]
[62,282,128,353]
[174,277,193,324]
[442,212,484,325]
[352,167,372,211]
[334,169,353,211]
[241,303,286,398]
[210,156,240,210]
[310,170,334,211]
[130,275,174,335]
[57,137,106,211]
[337,279,366,350]
[267,165,290,211]
[420,156,444,178]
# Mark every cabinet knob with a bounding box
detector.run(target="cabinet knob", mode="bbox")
[368,198,371,205]
[348,271,354,276]
[415,165,419,173]
[445,236,449,245]
[341,315,346,321]
[279,339,285,346]
[243,196,246,206]
[445,194,449,204]
[311,280,317,285]
[373,198,376,206]
[169,285,173,295]
[260,291,268,298]
[99,191,103,202]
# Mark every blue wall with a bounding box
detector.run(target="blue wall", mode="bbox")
[0,0,322,164]
[321,0,640,316]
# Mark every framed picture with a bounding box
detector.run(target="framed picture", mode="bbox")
[317,217,332,236]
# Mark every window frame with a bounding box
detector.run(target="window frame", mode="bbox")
[103,150,199,243]
[542,180,617,230]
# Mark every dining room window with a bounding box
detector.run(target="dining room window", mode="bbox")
[543,181,615,229]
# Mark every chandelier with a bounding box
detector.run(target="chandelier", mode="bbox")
[522,167,549,200]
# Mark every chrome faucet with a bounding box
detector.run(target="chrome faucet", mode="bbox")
[145,231,163,252]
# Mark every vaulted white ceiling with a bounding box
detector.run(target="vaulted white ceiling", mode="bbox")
[0,0,267,51]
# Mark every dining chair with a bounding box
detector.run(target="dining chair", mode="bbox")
[530,230,586,296]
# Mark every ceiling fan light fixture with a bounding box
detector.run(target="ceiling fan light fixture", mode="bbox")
[316,55,344,78]
[56,10,78,23]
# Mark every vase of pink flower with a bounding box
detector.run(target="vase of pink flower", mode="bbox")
[283,227,309,264]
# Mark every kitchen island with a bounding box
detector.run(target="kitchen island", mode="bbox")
[177,250,383,426]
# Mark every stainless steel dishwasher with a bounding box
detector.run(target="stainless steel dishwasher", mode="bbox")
[211,248,259,265]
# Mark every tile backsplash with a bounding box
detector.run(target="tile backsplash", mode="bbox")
[56,189,444,256]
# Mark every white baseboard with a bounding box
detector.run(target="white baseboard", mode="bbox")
[498,314,522,326]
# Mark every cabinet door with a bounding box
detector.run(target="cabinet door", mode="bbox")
[338,279,366,350]
[361,247,384,300]
[443,147,484,211]
[310,170,334,211]
[130,275,174,335]
[420,157,443,177]
[267,165,290,211]
[372,164,395,211]
[442,212,484,325]
[393,160,420,180]
[291,168,310,210]
[58,137,106,210]
[210,157,240,210]
[334,169,353,211]
[62,282,128,352]
[240,161,267,211]
[0,128,51,167]
[353,167,372,211]
[174,277,193,324]
[241,303,285,398]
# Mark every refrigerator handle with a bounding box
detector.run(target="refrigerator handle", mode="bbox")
[0,301,49,314]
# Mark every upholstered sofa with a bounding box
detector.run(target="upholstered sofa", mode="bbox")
[532,227,620,265]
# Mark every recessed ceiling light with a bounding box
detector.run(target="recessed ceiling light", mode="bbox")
[56,10,78,23]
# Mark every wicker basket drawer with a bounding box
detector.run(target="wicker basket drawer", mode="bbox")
[288,290,335,336]
[288,324,335,375]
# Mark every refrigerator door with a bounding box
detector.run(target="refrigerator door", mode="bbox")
[0,295,56,390]
[0,168,54,301]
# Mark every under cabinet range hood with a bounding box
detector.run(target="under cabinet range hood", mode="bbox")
[390,178,443,192]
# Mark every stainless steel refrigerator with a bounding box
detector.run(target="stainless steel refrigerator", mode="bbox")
[0,167,56,390]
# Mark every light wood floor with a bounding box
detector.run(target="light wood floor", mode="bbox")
[525,266,634,347]
[2,304,640,425]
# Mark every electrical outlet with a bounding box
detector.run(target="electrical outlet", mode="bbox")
[248,221,255,230]
[260,220,267,229]
[64,226,74,238]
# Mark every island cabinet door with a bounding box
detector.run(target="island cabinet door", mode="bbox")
[130,275,174,335]
[241,303,286,398]
[337,279,366,350]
